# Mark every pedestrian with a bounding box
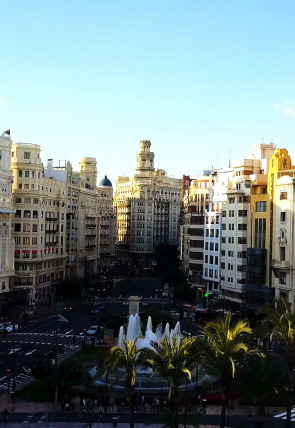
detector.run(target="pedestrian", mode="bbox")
[3,408,9,424]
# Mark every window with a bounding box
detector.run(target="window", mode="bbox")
[256,201,267,212]
[24,170,29,178]
[33,198,38,204]
[238,237,247,244]
[229,237,234,244]
[32,224,38,232]
[229,223,234,231]
[18,170,22,177]
[228,197,235,204]
[280,212,286,222]
[14,223,21,232]
[215,229,219,238]
[215,243,219,251]
[32,237,37,245]
[0,151,2,160]
[15,237,20,244]
[15,197,22,203]
[238,210,248,217]
[228,250,234,257]
[23,237,30,245]
[280,191,288,200]
[229,210,235,217]
[23,224,31,232]
[15,250,20,258]
[280,272,286,285]
[280,246,285,262]
[238,224,247,231]
[22,250,30,259]
[24,152,30,160]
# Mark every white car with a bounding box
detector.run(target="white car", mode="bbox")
[86,325,98,336]
[162,291,169,297]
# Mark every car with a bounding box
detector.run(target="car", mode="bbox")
[5,323,18,333]
[156,288,163,293]
[162,291,169,297]
[0,322,18,333]
[91,306,105,314]
[64,305,75,312]
[86,325,99,336]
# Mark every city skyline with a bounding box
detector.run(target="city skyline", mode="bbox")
[1,1,295,184]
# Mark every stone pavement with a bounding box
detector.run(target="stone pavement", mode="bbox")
[0,393,287,428]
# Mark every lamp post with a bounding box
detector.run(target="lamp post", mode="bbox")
[6,368,11,396]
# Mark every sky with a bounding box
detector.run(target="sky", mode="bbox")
[1,0,295,186]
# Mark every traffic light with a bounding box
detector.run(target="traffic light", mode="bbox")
[204,292,209,298]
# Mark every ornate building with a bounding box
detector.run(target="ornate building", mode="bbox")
[114,140,182,266]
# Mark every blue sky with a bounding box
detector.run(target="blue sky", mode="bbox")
[1,0,295,185]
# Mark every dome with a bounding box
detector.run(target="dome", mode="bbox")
[98,175,112,187]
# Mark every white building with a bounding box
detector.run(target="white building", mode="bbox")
[0,131,14,293]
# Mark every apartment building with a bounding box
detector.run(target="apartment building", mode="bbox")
[11,143,67,304]
[114,140,182,266]
[97,175,116,268]
[0,131,14,293]
[267,148,295,311]
[179,173,210,294]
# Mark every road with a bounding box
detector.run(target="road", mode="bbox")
[0,277,198,395]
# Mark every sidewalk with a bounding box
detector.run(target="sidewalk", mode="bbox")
[0,392,285,418]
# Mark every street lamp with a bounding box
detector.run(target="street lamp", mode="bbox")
[6,368,11,396]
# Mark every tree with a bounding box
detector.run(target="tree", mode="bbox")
[144,335,196,428]
[203,313,254,428]
[29,353,53,386]
[264,297,295,428]
[235,354,287,424]
[105,337,143,428]
[55,359,90,391]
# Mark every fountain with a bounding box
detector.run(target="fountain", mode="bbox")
[118,313,182,351]
[90,313,212,392]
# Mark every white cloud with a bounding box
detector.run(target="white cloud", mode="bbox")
[284,107,295,118]
[274,101,295,118]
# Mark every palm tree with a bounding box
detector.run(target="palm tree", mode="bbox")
[264,297,295,428]
[144,335,196,428]
[203,313,254,428]
[105,337,143,428]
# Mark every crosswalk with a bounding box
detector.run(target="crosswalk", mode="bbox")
[0,332,81,391]
[274,408,295,421]
[89,297,170,304]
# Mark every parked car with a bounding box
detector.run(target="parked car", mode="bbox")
[86,325,99,336]
[162,291,169,297]
[0,322,18,333]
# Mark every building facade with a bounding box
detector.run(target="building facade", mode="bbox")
[114,140,182,266]
[11,143,67,304]
[0,131,14,293]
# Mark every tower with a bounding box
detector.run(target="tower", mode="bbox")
[79,157,97,188]
[136,140,155,172]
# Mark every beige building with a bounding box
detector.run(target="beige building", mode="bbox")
[0,131,15,293]
[44,157,115,278]
[114,140,182,266]
[11,143,67,304]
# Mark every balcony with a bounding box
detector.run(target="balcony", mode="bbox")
[272,260,291,270]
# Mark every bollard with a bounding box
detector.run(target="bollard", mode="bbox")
[112,416,118,427]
